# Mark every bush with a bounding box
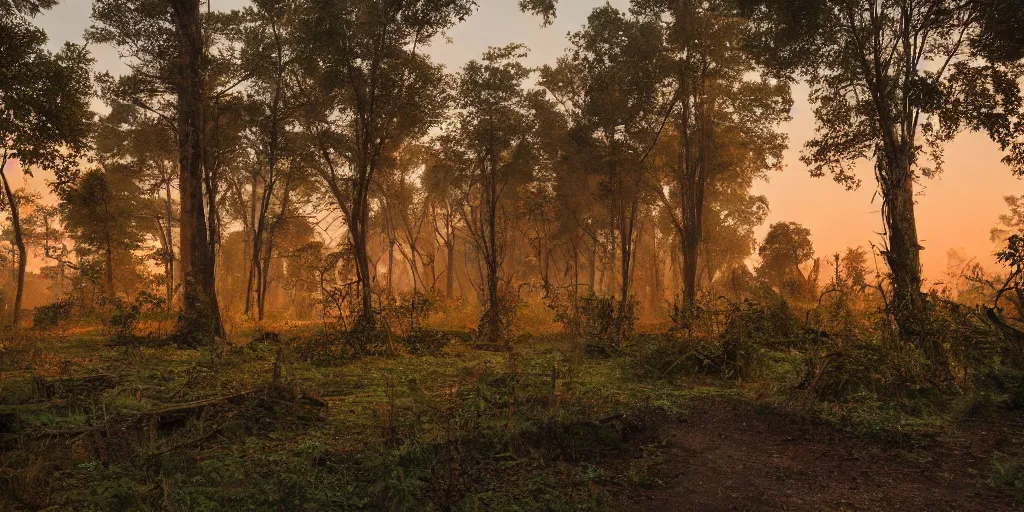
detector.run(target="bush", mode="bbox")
[719,298,801,351]
[32,298,76,330]
[548,291,635,351]
[401,329,466,356]
[625,330,763,381]
[105,291,167,345]
[629,299,798,381]
[800,340,936,402]
[477,284,525,345]
[381,290,441,335]
[990,451,1024,501]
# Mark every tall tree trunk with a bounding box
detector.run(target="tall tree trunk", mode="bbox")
[446,227,455,300]
[650,228,661,311]
[0,162,25,327]
[104,233,115,297]
[204,107,224,336]
[170,0,221,342]
[679,87,710,312]
[258,235,272,320]
[248,36,284,318]
[589,237,597,294]
[352,189,374,326]
[244,171,258,315]
[248,183,272,318]
[387,237,395,294]
[879,151,934,365]
[410,240,420,293]
[680,179,704,311]
[607,213,617,297]
[486,161,501,345]
[165,177,175,306]
[257,177,291,321]
[618,214,633,343]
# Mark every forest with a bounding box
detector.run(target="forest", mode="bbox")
[2,0,1024,509]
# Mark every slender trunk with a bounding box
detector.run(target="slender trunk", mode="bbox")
[607,213,617,298]
[0,162,25,327]
[446,226,455,300]
[572,237,580,298]
[258,177,292,320]
[104,232,115,297]
[165,178,175,306]
[618,223,632,343]
[651,229,660,311]
[248,187,270,318]
[619,214,632,304]
[681,225,700,309]
[244,171,258,314]
[204,107,224,336]
[486,162,500,345]
[249,35,284,318]
[679,90,709,312]
[408,238,419,293]
[589,238,597,294]
[387,238,395,294]
[353,194,374,325]
[258,235,272,320]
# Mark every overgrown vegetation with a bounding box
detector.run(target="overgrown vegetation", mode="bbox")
[2,0,1024,509]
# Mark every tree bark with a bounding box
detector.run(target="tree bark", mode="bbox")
[0,161,25,327]
[446,227,455,299]
[352,188,374,326]
[104,232,115,298]
[589,237,597,294]
[257,176,291,321]
[650,227,661,311]
[164,177,175,306]
[879,148,950,375]
[248,182,270,317]
[485,154,501,345]
[170,0,221,342]
[880,152,925,335]
[678,90,709,312]
[246,28,284,319]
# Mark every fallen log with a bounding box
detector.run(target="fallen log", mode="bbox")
[35,374,118,399]
[148,389,260,419]
[147,389,261,438]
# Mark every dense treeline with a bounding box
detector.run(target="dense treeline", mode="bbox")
[5,1,1024,509]
[0,0,1023,365]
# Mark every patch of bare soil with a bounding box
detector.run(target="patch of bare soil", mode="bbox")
[636,399,1021,511]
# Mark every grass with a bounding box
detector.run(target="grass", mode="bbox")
[2,321,1022,510]
[0,327,693,510]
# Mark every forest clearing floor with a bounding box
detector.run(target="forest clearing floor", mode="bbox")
[639,398,1022,511]
[1,326,1023,510]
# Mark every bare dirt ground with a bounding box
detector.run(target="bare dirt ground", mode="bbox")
[636,399,1022,511]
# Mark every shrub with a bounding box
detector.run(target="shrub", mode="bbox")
[625,330,763,381]
[32,297,76,330]
[548,291,635,352]
[105,291,167,345]
[381,290,441,335]
[401,329,465,356]
[477,284,526,345]
[800,340,936,402]
[990,451,1024,501]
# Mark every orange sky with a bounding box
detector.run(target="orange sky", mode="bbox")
[20,0,1023,283]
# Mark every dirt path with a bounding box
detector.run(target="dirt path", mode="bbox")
[637,399,1020,511]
